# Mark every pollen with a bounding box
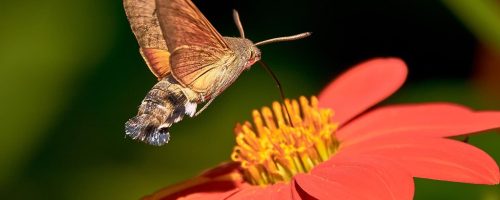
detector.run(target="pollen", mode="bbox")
[231,96,339,186]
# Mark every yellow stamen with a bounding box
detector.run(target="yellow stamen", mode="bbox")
[231,96,339,185]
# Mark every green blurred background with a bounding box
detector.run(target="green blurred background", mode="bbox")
[0,0,499,199]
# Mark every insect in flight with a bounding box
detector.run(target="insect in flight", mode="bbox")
[123,0,311,146]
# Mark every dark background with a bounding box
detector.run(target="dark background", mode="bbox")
[0,0,499,199]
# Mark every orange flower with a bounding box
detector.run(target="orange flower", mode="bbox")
[144,58,500,200]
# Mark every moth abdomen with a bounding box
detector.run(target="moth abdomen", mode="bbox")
[125,76,198,146]
[125,114,170,146]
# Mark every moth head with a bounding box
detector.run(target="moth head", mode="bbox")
[245,44,261,69]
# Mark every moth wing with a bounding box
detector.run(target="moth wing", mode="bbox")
[123,0,171,78]
[169,46,234,92]
[140,48,171,79]
[155,0,233,92]
[155,0,230,51]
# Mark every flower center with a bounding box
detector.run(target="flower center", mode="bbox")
[231,96,339,186]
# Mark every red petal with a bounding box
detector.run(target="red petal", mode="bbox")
[225,187,264,200]
[318,58,407,125]
[180,188,240,200]
[291,179,306,200]
[142,180,241,200]
[337,103,500,146]
[339,137,500,184]
[142,162,244,200]
[293,173,365,199]
[227,184,292,200]
[310,155,414,200]
[268,183,293,200]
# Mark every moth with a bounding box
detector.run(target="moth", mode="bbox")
[123,0,310,146]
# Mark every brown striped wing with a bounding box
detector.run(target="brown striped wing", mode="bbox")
[123,0,171,78]
[155,0,234,93]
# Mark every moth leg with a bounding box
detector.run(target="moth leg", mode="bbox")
[195,98,215,116]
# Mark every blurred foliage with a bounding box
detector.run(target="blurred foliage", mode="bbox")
[0,0,116,188]
[0,0,498,199]
[442,0,500,52]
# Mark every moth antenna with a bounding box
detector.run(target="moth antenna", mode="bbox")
[255,32,312,46]
[233,9,245,38]
[258,60,294,127]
